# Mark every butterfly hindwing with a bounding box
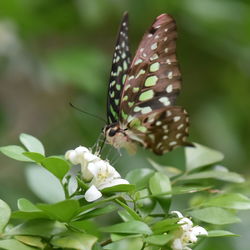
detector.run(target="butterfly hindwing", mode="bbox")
[119,14,181,123]
[128,106,190,155]
[107,12,131,124]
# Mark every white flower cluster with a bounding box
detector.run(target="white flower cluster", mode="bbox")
[65,146,129,202]
[171,211,208,250]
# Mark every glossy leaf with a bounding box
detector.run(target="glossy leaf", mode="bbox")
[118,210,135,222]
[76,204,117,220]
[0,199,11,233]
[104,237,143,250]
[148,159,182,177]
[41,157,70,180]
[69,220,100,237]
[202,193,250,210]
[0,239,35,250]
[51,231,97,250]
[179,170,244,183]
[136,189,156,217]
[19,133,45,155]
[185,143,224,170]
[0,145,31,162]
[17,198,40,212]
[126,168,154,190]
[25,165,65,203]
[100,221,152,235]
[101,184,135,193]
[6,219,67,238]
[149,172,171,212]
[11,211,49,220]
[115,199,142,221]
[23,152,45,163]
[207,230,239,237]
[14,235,45,249]
[144,234,173,246]
[37,199,80,222]
[111,233,143,243]
[151,218,180,234]
[188,207,241,225]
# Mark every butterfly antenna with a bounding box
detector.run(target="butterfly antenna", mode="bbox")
[69,102,107,124]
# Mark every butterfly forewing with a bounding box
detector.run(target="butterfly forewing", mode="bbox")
[119,14,181,123]
[107,12,131,124]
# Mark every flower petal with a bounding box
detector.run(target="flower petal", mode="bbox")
[98,178,129,190]
[191,226,208,236]
[84,151,99,162]
[75,146,89,154]
[171,238,183,250]
[171,211,184,218]
[65,150,79,164]
[85,185,102,202]
[179,217,193,231]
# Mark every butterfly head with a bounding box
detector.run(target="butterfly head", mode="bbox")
[103,123,137,154]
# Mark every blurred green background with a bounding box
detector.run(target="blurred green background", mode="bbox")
[0,0,250,249]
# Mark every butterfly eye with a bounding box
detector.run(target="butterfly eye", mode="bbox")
[108,129,117,137]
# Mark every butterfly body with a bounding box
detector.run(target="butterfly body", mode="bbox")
[104,13,191,155]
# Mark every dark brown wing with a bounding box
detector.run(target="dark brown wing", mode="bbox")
[128,106,191,155]
[107,12,131,124]
[118,14,181,124]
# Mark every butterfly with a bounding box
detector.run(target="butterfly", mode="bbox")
[103,12,192,155]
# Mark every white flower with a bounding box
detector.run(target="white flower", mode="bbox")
[65,146,130,202]
[65,146,99,181]
[171,211,208,250]
[85,159,129,202]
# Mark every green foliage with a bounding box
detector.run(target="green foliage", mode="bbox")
[0,134,250,249]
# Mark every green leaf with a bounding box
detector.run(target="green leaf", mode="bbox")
[103,237,143,250]
[23,152,45,163]
[15,235,45,249]
[118,210,135,222]
[19,133,45,155]
[51,231,97,250]
[41,157,70,180]
[101,184,135,193]
[0,199,11,233]
[202,193,250,210]
[149,173,171,212]
[185,143,224,170]
[207,230,239,237]
[148,159,182,177]
[115,199,142,221]
[6,219,67,238]
[37,199,80,222]
[11,211,49,220]
[0,145,31,162]
[69,220,100,237]
[17,198,40,212]
[126,168,155,190]
[100,221,152,235]
[144,234,173,246]
[151,218,180,234]
[136,189,156,217]
[170,186,211,195]
[111,233,142,242]
[188,207,241,225]
[26,165,65,203]
[179,170,244,183]
[0,239,35,250]
[76,204,117,220]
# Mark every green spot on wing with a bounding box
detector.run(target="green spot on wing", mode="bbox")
[129,118,141,128]
[122,110,128,120]
[139,90,154,101]
[137,126,147,133]
[145,76,158,87]
[110,105,117,119]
